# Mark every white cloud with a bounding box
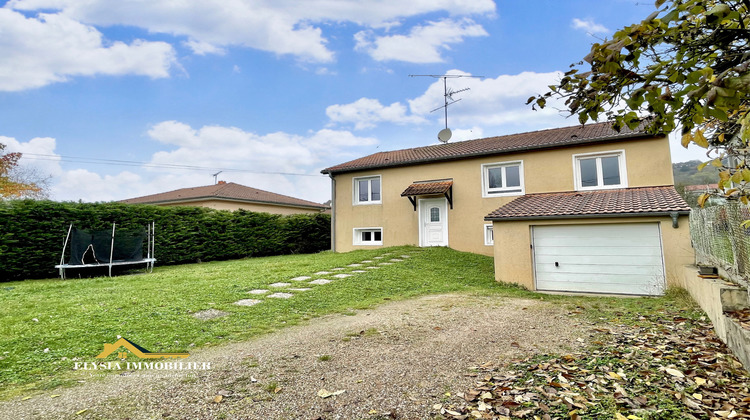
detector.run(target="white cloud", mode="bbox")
[1,136,61,177]
[407,70,569,131]
[0,9,176,91]
[326,98,427,130]
[6,0,496,65]
[355,18,488,63]
[571,18,609,34]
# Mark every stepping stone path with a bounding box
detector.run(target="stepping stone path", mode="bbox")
[268,292,293,299]
[197,253,415,320]
[248,289,269,295]
[234,299,262,307]
[310,279,332,285]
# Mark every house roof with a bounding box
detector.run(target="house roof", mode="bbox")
[484,186,691,221]
[400,180,453,196]
[322,121,657,175]
[120,182,328,210]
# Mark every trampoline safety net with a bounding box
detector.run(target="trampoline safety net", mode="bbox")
[55,222,156,279]
[68,227,146,265]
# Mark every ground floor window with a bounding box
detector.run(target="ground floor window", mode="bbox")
[353,227,383,245]
[484,224,494,246]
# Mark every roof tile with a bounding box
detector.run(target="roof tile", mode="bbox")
[401,181,453,196]
[120,182,327,210]
[322,121,655,174]
[485,186,690,221]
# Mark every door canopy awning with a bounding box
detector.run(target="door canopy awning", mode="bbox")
[400,180,453,211]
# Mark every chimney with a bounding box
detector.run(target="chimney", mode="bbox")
[217,181,227,185]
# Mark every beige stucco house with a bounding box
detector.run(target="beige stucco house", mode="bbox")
[121,182,329,215]
[321,121,694,296]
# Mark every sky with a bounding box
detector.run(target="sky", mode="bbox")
[0,0,711,204]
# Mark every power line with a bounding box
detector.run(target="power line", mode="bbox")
[18,153,326,177]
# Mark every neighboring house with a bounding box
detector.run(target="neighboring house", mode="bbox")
[321,121,694,296]
[120,182,329,215]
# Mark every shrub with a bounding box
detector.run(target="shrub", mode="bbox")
[0,200,331,281]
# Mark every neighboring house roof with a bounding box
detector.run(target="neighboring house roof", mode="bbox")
[485,186,690,221]
[120,182,328,210]
[684,183,719,192]
[322,121,656,175]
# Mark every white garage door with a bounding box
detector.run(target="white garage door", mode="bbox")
[532,223,665,295]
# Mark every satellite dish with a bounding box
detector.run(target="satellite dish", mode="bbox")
[437,128,452,143]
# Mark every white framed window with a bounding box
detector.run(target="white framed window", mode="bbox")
[482,161,524,197]
[573,150,628,191]
[484,224,494,246]
[353,227,383,246]
[353,175,382,205]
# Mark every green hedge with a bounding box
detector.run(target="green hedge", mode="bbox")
[0,200,331,281]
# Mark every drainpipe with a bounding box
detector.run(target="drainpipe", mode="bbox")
[329,174,336,252]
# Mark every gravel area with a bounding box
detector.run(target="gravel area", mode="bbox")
[1,293,591,420]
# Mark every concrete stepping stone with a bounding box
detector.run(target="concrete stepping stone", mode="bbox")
[310,279,332,285]
[373,256,384,259]
[269,282,292,288]
[234,299,262,307]
[361,260,373,263]
[351,270,367,273]
[192,309,229,320]
[390,258,403,262]
[332,267,345,271]
[378,262,393,265]
[315,271,332,275]
[365,266,381,270]
[333,273,352,278]
[268,292,294,299]
[400,255,411,258]
[289,288,312,292]
[347,263,363,267]
[248,289,269,295]
[290,276,311,281]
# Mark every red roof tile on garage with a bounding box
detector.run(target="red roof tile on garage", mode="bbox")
[322,121,656,174]
[485,186,690,221]
[120,182,328,210]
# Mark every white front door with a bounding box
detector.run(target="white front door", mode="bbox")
[419,198,448,247]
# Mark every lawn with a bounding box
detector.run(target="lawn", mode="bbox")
[0,246,511,399]
[0,245,735,418]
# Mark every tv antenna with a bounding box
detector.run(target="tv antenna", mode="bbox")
[409,74,484,142]
[212,171,222,184]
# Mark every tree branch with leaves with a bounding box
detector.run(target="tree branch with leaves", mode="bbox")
[530,0,750,212]
[0,143,46,200]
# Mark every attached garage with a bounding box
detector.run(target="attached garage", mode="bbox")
[532,223,665,295]
[485,186,693,296]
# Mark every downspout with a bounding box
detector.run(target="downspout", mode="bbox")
[329,174,336,252]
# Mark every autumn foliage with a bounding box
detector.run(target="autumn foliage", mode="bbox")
[0,143,41,199]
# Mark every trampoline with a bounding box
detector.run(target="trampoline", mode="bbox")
[55,222,156,279]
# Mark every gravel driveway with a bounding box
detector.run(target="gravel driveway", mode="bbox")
[2,293,591,420]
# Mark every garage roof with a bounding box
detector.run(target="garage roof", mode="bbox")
[485,186,691,221]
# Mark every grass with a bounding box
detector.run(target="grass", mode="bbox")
[0,245,700,401]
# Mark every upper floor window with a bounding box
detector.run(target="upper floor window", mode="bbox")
[353,175,381,205]
[573,151,627,190]
[482,161,524,197]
